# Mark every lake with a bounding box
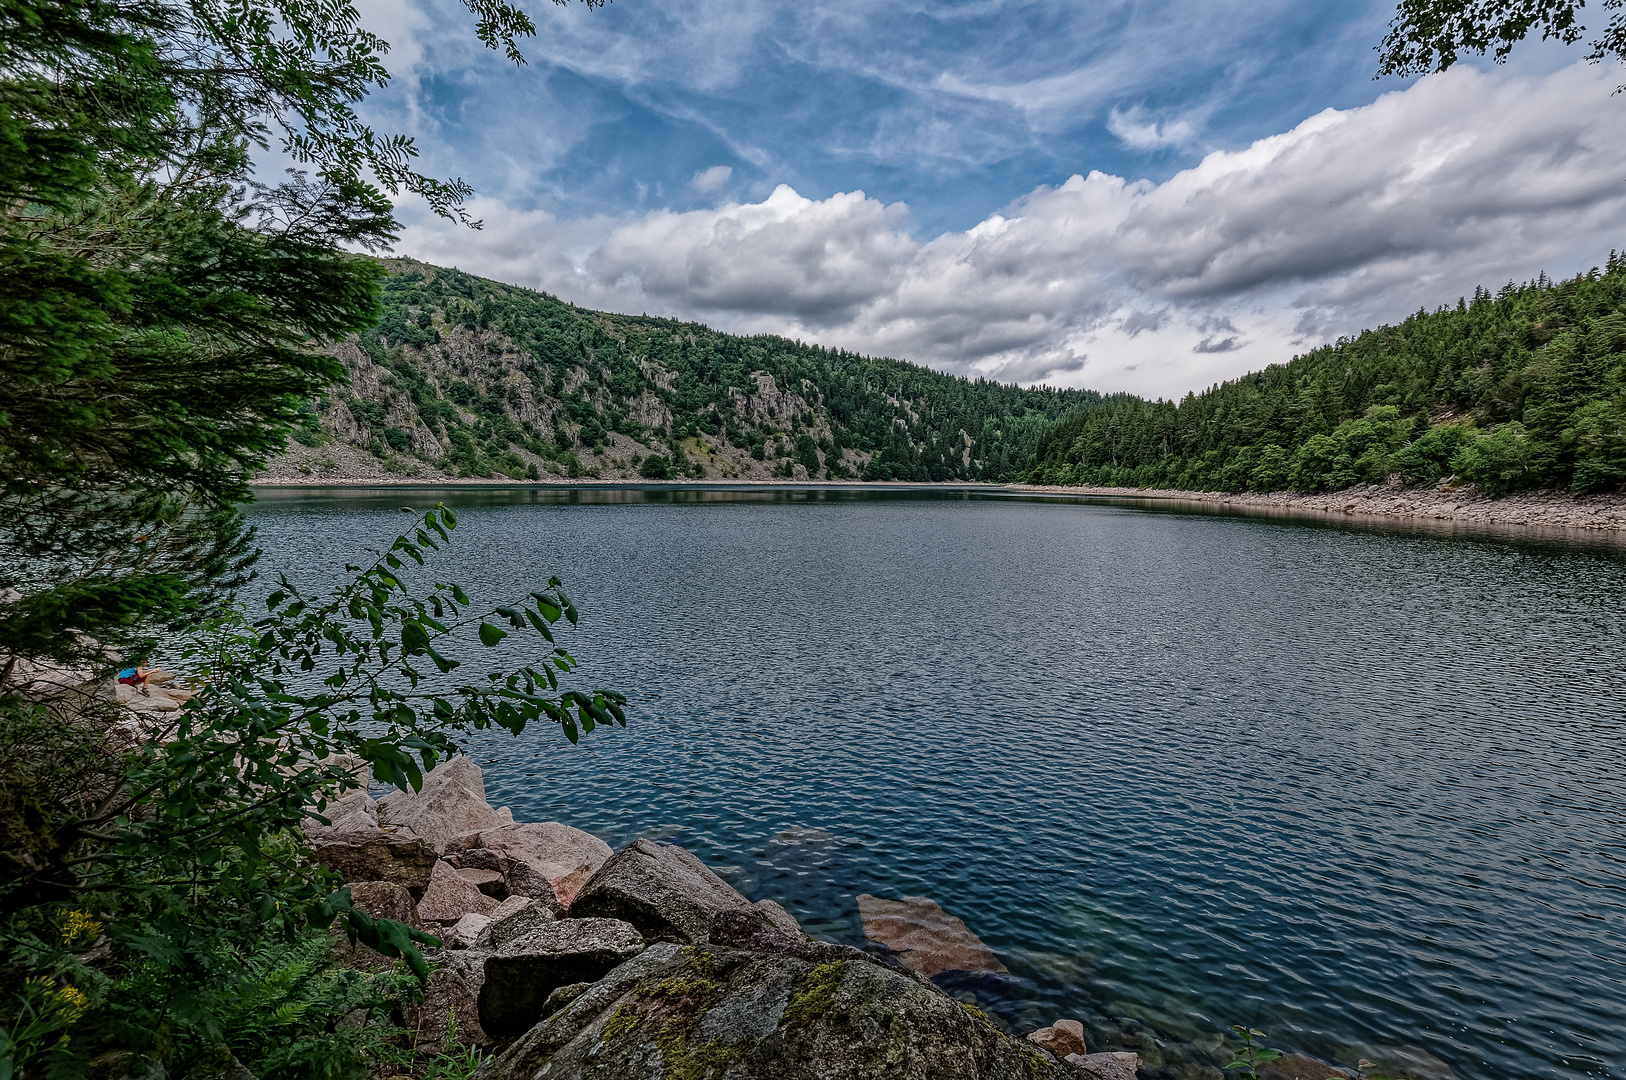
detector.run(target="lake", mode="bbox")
[247,485,1626,1080]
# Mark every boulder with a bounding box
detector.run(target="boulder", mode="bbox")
[439,947,492,998]
[316,789,378,834]
[469,822,611,911]
[471,942,1059,1080]
[307,831,437,892]
[412,966,489,1050]
[456,867,506,897]
[568,837,753,942]
[476,918,646,1037]
[330,881,423,969]
[418,859,499,924]
[478,898,557,951]
[707,909,884,971]
[378,755,514,854]
[856,894,1008,977]
[486,894,536,923]
[539,982,594,1020]
[1028,1023,1087,1059]
[346,881,423,928]
[445,912,494,950]
[1065,1052,1141,1080]
[755,898,804,937]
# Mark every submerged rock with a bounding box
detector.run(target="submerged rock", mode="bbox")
[1029,1019,1087,1058]
[856,894,1008,977]
[1065,1051,1141,1080]
[1258,1052,1352,1080]
[472,942,1065,1080]
[477,917,647,1037]
[569,837,755,942]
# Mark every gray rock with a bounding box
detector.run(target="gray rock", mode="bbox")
[477,917,646,1037]
[540,981,594,1019]
[1066,1052,1142,1080]
[439,947,492,998]
[471,942,1058,1080]
[477,896,557,950]
[346,880,423,928]
[455,866,506,897]
[445,912,493,949]
[330,880,427,970]
[1257,1052,1352,1080]
[180,1047,256,1080]
[413,966,489,1050]
[569,837,754,942]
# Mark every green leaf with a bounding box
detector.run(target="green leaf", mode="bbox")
[401,620,431,655]
[478,622,508,647]
[441,506,457,529]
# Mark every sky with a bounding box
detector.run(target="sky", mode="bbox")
[355,0,1626,398]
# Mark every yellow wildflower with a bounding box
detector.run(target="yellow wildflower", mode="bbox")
[60,909,103,949]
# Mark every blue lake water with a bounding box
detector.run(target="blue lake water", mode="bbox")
[247,485,1626,1080]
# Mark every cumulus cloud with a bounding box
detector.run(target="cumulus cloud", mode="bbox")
[394,62,1626,397]
[691,165,733,192]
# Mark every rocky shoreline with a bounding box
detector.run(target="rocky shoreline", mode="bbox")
[249,467,1626,537]
[309,753,1148,1080]
[1011,482,1626,533]
[298,753,1441,1080]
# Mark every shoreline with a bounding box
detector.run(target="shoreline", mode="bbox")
[249,474,1626,535]
[1009,482,1626,532]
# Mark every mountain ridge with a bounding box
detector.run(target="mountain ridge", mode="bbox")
[260,258,1103,484]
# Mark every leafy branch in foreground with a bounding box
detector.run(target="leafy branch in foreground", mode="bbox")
[0,505,625,1073]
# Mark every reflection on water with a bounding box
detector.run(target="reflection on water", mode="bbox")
[248,485,1626,1080]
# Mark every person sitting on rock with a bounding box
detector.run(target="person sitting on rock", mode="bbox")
[117,664,149,689]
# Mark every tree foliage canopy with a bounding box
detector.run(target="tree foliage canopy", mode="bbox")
[1027,257,1626,496]
[1378,0,1626,77]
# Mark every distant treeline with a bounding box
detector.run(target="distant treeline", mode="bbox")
[1027,255,1626,495]
[344,262,1100,482]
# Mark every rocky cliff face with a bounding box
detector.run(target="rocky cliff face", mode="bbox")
[255,259,1098,485]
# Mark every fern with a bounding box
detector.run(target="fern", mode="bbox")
[210,933,415,1080]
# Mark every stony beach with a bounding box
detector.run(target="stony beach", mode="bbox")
[1011,482,1626,533]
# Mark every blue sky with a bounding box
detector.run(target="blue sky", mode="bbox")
[361,0,1626,396]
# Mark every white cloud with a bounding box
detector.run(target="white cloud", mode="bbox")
[1107,105,1203,151]
[393,62,1626,398]
[691,165,733,192]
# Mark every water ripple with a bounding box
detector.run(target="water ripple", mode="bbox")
[248,487,1626,1080]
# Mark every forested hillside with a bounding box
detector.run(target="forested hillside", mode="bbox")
[1027,255,1626,495]
[273,259,1099,482]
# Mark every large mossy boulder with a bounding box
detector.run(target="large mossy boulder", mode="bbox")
[471,942,1066,1080]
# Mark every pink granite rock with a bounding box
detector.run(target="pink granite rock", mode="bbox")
[417,858,498,923]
